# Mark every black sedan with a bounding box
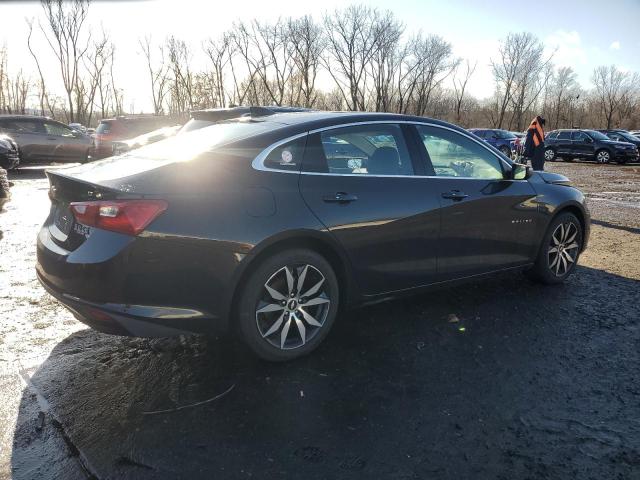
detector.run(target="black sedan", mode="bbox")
[36,111,590,361]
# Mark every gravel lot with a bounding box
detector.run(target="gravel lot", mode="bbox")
[1,161,639,479]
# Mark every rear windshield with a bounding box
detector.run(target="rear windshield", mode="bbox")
[131,121,279,162]
[96,121,112,134]
[178,119,214,134]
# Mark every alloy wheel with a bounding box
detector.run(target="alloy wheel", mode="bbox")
[255,264,330,350]
[596,150,610,164]
[548,222,580,277]
[544,149,555,161]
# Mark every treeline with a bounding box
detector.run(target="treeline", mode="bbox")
[1,0,639,131]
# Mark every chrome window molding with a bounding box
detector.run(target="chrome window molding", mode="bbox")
[251,120,514,180]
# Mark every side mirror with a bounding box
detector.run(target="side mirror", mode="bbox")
[511,163,530,180]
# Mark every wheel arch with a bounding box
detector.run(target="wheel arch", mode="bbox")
[550,202,588,251]
[227,230,359,330]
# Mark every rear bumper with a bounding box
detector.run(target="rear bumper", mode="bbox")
[37,270,221,336]
[36,225,229,337]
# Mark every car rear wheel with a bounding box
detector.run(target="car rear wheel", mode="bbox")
[237,249,339,361]
[527,212,583,284]
[544,147,556,162]
[595,149,611,164]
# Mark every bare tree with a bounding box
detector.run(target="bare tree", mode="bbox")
[39,0,91,122]
[166,36,195,115]
[592,65,638,129]
[490,32,549,129]
[367,13,404,112]
[452,59,477,125]
[140,36,169,114]
[288,16,324,107]
[203,33,233,108]
[547,66,579,129]
[323,5,380,111]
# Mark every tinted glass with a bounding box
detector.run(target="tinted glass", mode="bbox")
[557,131,571,140]
[416,125,504,180]
[7,119,44,134]
[96,121,112,134]
[585,130,609,141]
[45,122,75,137]
[263,136,306,171]
[312,124,414,176]
[495,130,517,139]
[572,131,588,141]
[547,131,559,139]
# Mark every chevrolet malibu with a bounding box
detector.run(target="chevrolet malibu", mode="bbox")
[36,111,590,361]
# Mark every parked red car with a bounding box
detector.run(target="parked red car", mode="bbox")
[93,116,177,159]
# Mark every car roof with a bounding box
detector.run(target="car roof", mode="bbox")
[0,114,50,121]
[233,111,456,132]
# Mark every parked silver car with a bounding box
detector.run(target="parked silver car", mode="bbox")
[0,115,93,164]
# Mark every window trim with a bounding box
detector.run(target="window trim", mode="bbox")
[252,121,513,179]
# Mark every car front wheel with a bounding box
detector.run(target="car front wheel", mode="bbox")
[527,212,583,284]
[595,149,611,164]
[238,249,339,361]
[544,147,556,162]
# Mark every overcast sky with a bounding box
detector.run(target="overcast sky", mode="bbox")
[2,0,639,113]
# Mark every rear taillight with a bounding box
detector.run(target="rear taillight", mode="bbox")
[70,200,168,236]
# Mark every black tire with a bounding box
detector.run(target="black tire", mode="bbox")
[595,149,611,164]
[527,212,583,284]
[543,147,556,162]
[237,249,340,361]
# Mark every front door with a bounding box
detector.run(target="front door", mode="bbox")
[413,124,539,281]
[299,123,441,295]
[571,131,594,160]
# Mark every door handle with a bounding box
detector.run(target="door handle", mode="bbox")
[441,190,469,201]
[323,192,358,203]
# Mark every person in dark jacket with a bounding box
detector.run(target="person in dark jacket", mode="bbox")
[524,116,546,171]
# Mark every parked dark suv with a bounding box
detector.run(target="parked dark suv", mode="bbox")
[0,115,93,164]
[544,129,638,164]
[598,129,640,156]
[468,129,517,158]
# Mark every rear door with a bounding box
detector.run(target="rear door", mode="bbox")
[413,124,539,281]
[556,130,573,156]
[43,121,87,162]
[299,123,441,295]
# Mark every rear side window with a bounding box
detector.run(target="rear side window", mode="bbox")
[304,124,414,176]
[6,119,44,134]
[263,136,306,171]
[557,131,571,140]
[416,125,504,180]
[547,131,558,139]
[96,122,112,134]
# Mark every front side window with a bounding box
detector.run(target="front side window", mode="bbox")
[45,122,75,137]
[416,125,504,180]
[572,131,588,141]
[305,124,414,176]
[557,131,571,140]
[547,131,559,140]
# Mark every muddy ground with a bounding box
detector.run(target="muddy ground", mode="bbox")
[0,161,639,479]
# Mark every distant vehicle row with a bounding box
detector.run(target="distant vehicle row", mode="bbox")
[544,129,639,164]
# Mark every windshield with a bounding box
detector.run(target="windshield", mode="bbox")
[617,131,638,142]
[178,118,215,134]
[585,130,609,141]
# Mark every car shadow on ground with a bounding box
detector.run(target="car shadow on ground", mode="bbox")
[10,266,640,480]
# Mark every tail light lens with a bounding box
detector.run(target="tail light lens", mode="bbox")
[70,200,168,236]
